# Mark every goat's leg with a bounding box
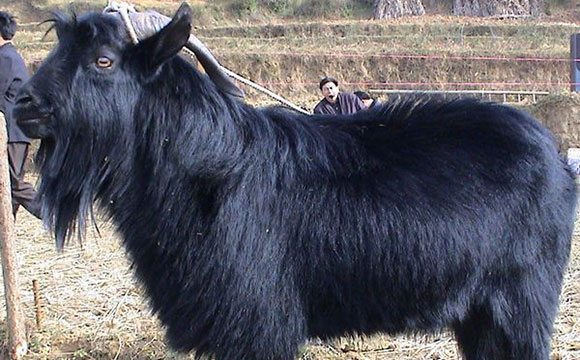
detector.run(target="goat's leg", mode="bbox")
[453,281,556,360]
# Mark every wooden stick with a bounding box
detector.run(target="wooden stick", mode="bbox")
[0,113,28,359]
[32,280,42,328]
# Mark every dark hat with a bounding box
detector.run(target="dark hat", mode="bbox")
[319,77,338,90]
[354,91,371,100]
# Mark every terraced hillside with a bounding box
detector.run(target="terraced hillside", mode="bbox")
[204,19,580,105]
[8,1,580,108]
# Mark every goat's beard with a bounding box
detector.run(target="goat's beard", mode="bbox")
[35,113,134,248]
[35,134,96,248]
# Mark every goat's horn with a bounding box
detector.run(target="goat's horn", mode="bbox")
[183,34,245,99]
[106,8,244,99]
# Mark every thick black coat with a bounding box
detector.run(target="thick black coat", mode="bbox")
[13,4,578,360]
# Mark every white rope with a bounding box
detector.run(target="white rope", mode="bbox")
[222,68,310,114]
[104,1,311,115]
[178,47,309,114]
[104,1,139,44]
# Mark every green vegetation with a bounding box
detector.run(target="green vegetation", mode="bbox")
[4,0,578,23]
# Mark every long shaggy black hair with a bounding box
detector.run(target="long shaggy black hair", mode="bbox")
[13,4,578,360]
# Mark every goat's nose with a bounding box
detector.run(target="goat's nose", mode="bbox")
[15,84,36,107]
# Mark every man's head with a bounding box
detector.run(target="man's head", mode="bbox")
[354,91,374,108]
[319,77,339,104]
[0,12,17,42]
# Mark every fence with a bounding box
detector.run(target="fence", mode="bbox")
[368,89,550,104]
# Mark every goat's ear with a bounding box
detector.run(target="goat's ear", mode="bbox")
[135,2,192,70]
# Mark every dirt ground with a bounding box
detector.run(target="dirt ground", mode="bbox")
[0,180,579,359]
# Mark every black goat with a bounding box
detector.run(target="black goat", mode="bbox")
[13,4,577,360]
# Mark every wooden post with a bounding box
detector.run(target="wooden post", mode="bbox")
[0,112,27,359]
[32,280,42,328]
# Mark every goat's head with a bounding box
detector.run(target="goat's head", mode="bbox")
[15,3,192,140]
[12,3,194,245]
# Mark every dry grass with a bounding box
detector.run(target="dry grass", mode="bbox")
[0,178,578,360]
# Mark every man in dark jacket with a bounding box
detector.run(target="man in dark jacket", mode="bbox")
[313,77,364,115]
[0,11,40,219]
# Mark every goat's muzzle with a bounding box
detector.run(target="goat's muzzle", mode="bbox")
[13,86,53,139]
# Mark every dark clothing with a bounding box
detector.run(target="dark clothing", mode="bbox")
[0,42,32,143]
[313,92,364,115]
[8,142,40,218]
[0,43,40,218]
[367,99,380,109]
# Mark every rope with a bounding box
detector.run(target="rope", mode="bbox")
[179,47,310,114]
[104,2,139,44]
[104,1,311,114]
[118,8,139,45]
[222,67,311,115]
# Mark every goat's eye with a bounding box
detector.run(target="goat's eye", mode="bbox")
[95,56,113,69]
